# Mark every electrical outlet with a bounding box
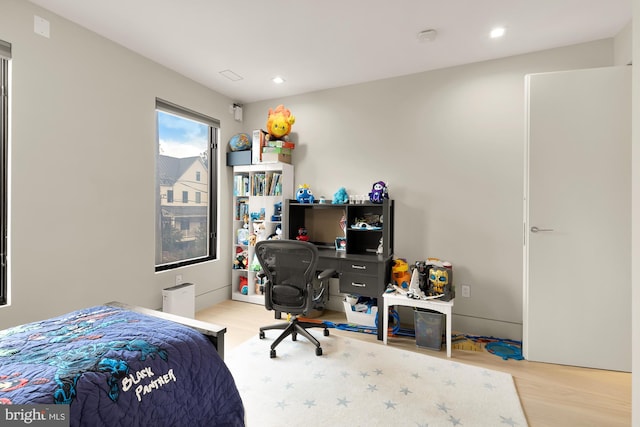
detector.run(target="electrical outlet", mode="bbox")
[461,285,470,298]
[175,274,183,285]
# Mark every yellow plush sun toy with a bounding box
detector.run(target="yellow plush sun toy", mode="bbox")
[265,104,295,141]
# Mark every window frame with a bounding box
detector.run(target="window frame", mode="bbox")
[155,98,218,272]
[0,41,9,306]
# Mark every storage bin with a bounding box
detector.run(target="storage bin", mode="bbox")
[226,151,252,166]
[414,308,444,350]
[343,301,378,327]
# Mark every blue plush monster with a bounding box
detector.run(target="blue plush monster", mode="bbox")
[332,187,349,204]
[296,184,315,203]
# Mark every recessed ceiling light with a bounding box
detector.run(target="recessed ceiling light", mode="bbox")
[272,76,285,84]
[219,69,243,81]
[490,27,506,38]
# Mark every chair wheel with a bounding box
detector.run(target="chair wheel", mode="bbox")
[259,331,265,339]
[292,332,297,341]
[324,329,329,336]
[270,349,276,358]
[315,347,322,356]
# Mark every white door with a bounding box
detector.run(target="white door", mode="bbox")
[523,66,631,372]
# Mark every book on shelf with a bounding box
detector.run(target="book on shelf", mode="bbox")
[265,140,295,149]
[234,174,249,196]
[262,147,292,155]
[251,130,267,164]
[252,173,268,196]
[234,199,249,220]
[268,172,282,196]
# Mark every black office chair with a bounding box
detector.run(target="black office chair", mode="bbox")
[255,240,334,358]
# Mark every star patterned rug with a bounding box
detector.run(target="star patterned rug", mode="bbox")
[226,332,528,426]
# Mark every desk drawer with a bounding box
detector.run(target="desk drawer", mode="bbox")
[340,273,378,298]
[342,260,378,275]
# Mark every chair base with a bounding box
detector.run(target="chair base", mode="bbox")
[259,317,329,358]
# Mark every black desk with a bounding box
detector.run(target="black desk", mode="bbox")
[285,199,394,341]
[316,248,392,341]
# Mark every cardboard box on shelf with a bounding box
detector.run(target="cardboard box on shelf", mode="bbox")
[261,152,292,164]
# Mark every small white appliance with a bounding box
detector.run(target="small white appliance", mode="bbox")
[162,283,195,318]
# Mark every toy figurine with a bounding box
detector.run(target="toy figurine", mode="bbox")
[368,181,389,203]
[412,258,455,301]
[296,184,315,203]
[271,202,282,221]
[296,226,309,241]
[391,259,411,289]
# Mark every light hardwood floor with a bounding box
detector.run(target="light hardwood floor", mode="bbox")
[197,300,631,427]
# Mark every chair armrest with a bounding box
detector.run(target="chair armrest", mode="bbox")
[317,268,336,281]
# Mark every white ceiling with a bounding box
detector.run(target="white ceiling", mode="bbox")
[28,0,631,104]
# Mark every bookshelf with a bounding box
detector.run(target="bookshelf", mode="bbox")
[231,163,294,304]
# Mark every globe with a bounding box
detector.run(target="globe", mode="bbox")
[228,133,251,151]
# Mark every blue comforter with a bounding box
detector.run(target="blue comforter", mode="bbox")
[0,305,244,426]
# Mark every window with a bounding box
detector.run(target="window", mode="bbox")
[0,40,9,305]
[155,99,218,271]
[195,192,201,204]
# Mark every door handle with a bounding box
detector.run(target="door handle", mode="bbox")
[530,226,554,233]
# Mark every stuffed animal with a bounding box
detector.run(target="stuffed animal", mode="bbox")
[239,276,249,295]
[332,187,349,204]
[253,222,267,242]
[369,181,389,203]
[265,104,295,141]
[233,249,248,270]
[267,224,282,240]
[296,184,315,203]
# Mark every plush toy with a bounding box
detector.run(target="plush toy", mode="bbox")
[369,181,389,203]
[332,187,349,204]
[239,276,248,295]
[267,224,282,240]
[265,104,295,141]
[296,184,315,203]
[233,248,248,270]
[253,222,267,242]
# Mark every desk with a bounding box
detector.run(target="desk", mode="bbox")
[382,292,454,358]
[316,248,392,341]
[285,199,394,341]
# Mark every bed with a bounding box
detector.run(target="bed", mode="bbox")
[0,302,244,426]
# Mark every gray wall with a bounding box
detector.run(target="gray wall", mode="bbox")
[0,0,242,329]
[244,40,615,339]
[0,0,629,346]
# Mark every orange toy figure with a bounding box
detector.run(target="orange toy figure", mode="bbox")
[265,105,295,141]
[391,259,411,289]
